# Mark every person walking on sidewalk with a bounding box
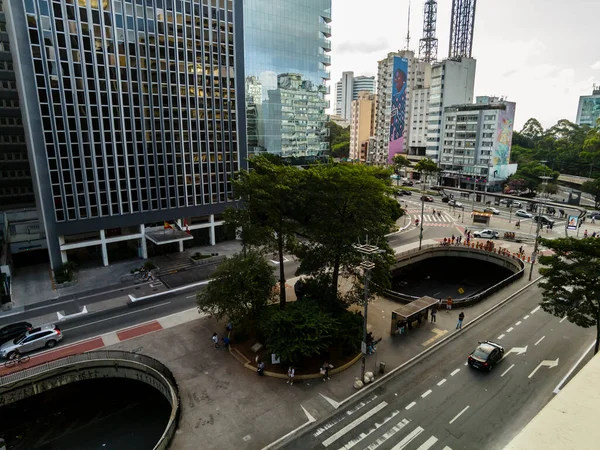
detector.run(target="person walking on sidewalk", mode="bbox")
[212,332,219,348]
[456,312,465,330]
[321,362,331,381]
[257,360,265,376]
[431,307,437,323]
[446,296,453,313]
[287,366,295,385]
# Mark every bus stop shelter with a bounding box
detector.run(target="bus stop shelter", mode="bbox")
[471,211,492,226]
[390,296,440,335]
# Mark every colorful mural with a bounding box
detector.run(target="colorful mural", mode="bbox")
[388,57,408,163]
[493,102,516,166]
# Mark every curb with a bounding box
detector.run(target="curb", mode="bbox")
[265,275,543,449]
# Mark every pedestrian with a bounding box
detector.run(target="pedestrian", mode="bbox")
[257,360,265,376]
[212,332,219,348]
[456,311,465,329]
[438,211,441,217]
[550,222,553,230]
[433,208,436,215]
[431,307,437,323]
[287,366,295,385]
[592,217,596,224]
[226,321,233,335]
[222,336,230,348]
[451,234,455,244]
[321,362,331,381]
[584,230,589,238]
[446,296,453,313]
[443,237,447,246]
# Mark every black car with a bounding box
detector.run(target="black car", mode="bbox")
[0,322,33,345]
[534,215,555,226]
[468,341,504,372]
[441,196,450,203]
[402,180,414,186]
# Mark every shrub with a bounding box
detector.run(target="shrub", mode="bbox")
[55,263,77,284]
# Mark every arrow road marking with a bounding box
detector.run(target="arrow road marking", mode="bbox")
[528,358,559,379]
[503,345,528,359]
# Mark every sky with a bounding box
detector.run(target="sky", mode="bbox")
[328,0,600,130]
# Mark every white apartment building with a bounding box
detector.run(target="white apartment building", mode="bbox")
[425,57,477,162]
[349,92,377,161]
[335,72,376,121]
[372,50,430,165]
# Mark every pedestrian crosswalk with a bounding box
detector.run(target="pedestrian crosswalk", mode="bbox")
[309,395,452,450]
[422,214,453,223]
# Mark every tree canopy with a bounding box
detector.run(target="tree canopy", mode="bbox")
[581,179,600,209]
[538,237,600,354]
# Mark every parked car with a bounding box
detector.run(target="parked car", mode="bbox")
[534,215,555,226]
[0,324,62,359]
[468,341,505,372]
[499,199,523,208]
[0,322,33,346]
[515,209,533,218]
[484,207,500,215]
[473,229,499,239]
[421,195,434,202]
[448,200,463,208]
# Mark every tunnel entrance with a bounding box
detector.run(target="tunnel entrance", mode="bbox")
[392,256,514,300]
[0,378,171,450]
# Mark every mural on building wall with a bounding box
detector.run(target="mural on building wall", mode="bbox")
[493,102,515,166]
[388,57,408,163]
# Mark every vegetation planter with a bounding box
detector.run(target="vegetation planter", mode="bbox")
[56,279,78,289]
[190,254,226,266]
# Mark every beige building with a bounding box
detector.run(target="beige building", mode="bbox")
[349,92,377,161]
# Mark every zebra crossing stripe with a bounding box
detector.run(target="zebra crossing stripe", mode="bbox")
[337,410,400,450]
[416,436,439,450]
[322,401,388,447]
[364,419,410,450]
[389,426,425,450]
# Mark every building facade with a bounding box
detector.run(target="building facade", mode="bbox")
[439,96,516,189]
[335,71,376,121]
[575,85,600,127]
[371,50,429,165]
[349,91,376,161]
[6,0,246,269]
[0,1,35,209]
[425,57,476,162]
[244,0,331,158]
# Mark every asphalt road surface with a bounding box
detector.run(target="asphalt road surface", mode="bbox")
[282,283,595,450]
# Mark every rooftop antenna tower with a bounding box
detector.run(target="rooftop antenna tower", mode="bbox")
[419,0,438,62]
[405,0,412,50]
[448,0,477,59]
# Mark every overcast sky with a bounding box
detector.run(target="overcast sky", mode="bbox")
[329,0,600,130]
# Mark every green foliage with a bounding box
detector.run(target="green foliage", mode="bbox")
[196,250,276,324]
[520,118,544,139]
[507,161,559,193]
[581,179,600,208]
[54,262,78,284]
[331,141,350,158]
[538,237,600,353]
[259,301,339,364]
[414,158,439,184]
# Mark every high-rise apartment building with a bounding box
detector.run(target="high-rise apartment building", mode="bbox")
[335,71,376,121]
[576,85,600,127]
[425,57,476,162]
[349,91,376,161]
[5,0,246,269]
[0,1,34,209]
[371,50,430,165]
[440,96,516,190]
[244,0,331,158]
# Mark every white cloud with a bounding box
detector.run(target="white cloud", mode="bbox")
[592,61,600,70]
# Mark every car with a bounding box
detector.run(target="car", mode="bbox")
[473,229,499,239]
[534,215,555,226]
[441,196,450,203]
[468,341,505,371]
[448,200,463,208]
[499,199,523,208]
[484,207,500,215]
[402,180,414,186]
[0,324,62,359]
[0,322,33,346]
[588,212,600,220]
[421,195,434,202]
[515,209,532,218]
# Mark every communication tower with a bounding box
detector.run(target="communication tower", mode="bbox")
[448,0,477,58]
[419,0,438,63]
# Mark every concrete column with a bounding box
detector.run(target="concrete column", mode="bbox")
[176,219,184,252]
[100,229,109,266]
[58,236,68,264]
[140,224,148,259]
[209,214,216,246]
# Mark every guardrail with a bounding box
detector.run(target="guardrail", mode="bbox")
[0,350,180,450]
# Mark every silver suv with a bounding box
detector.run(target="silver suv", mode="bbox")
[0,324,62,359]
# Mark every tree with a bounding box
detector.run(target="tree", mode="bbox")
[538,237,600,354]
[509,162,559,193]
[196,250,276,324]
[326,120,350,147]
[414,158,439,184]
[392,154,411,185]
[581,179,600,209]
[520,118,544,139]
[226,155,301,309]
[542,182,558,196]
[331,141,350,159]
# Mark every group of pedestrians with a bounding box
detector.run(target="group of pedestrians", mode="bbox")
[441,234,463,246]
[583,230,600,239]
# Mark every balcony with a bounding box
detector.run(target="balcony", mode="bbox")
[321,38,332,51]
[320,53,331,66]
[320,22,332,37]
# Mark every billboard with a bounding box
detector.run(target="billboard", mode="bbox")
[489,163,518,181]
[493,102,516,166]
[567,215,579,230]
[388,57,408,163]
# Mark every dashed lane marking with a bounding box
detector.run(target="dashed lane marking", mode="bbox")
[405,402,417,410]
[501,364,515,377]
[506,327,514,333]
[449,405,470,425]
[497,334,505,340]
[437,379,447,386]
[535,336,546,346]
[421,389,432,398]
[450,368,460,376]
[560,316,567,323]
[523,315,530,320]
[515,321,522,326]
[531,306,541,314]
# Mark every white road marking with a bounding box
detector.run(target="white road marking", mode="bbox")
[421,389,432,398]
[560,316,567,323]
[553,341,596,394]
[416,436,439,450]
[464,361,468,366]
[437,379,447,386]
[337,410,400,450]
[449,405,470,424]
[528,359,559,379]
[405,402,416,410]
[523,315,530,320]
[61,302,172,331]
[497,334,505,340]
[531,306,541,314]
[515,321,522,326]
[185,295,196,299]
[501,364,515,377]
[390,427,425,450]
[364,419,410,450]
[506,327,514,333]
[322,402,388,447]
[313,396,378,437]
[442,447,453,450]
[450,368,460,376]
[535,336,546,346]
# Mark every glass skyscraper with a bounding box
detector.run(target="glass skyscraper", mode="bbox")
[5,0,246,269]
[243,0,331,157]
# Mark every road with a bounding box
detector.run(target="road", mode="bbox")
[282,283,595,450]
